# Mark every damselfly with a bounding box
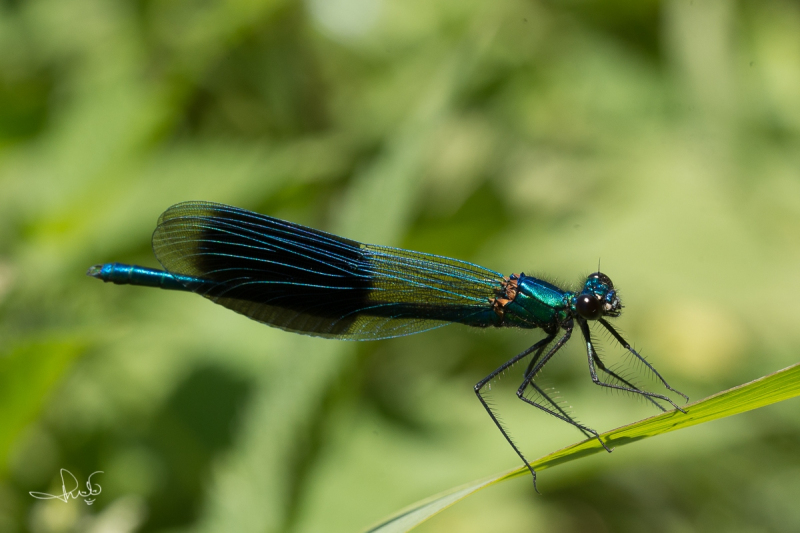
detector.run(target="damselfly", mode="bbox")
[88,201,687,490]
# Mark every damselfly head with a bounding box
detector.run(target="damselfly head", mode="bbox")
[575,272,621,320]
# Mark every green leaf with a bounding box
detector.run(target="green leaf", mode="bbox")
[365,362,800,533]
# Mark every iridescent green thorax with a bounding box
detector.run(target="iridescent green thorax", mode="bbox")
[492,274,571,331]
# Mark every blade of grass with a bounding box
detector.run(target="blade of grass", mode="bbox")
[365,362,800,533]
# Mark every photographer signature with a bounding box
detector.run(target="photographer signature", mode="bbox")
[29,469,103,505]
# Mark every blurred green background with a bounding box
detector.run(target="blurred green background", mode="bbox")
[1,0,800,531]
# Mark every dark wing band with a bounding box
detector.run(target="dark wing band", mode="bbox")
[152,201,504,340]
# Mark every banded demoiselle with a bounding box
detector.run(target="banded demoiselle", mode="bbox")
[88,201,687,490]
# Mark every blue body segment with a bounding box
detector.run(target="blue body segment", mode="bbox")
[87,263,207,291]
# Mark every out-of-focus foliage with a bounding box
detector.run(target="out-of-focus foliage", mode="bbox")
[0,0,799,532]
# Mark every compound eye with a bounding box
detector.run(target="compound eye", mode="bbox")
[576,294,602,320]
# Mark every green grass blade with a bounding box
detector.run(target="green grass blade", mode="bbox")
[365,362,800,533]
